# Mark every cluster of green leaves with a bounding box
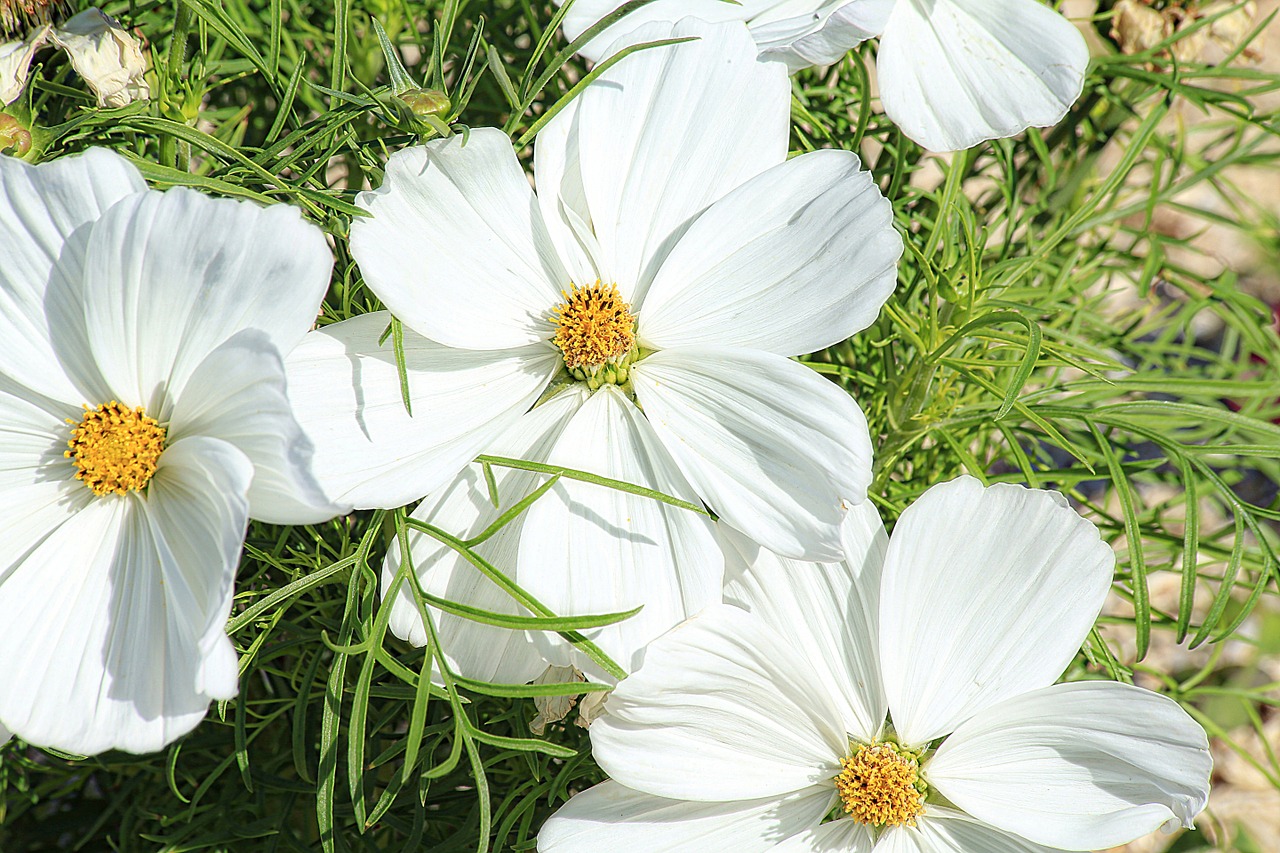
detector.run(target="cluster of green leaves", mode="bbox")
[1,1,1278,851]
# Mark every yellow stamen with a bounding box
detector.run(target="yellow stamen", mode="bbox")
[551,281,637,373]
[834,742,926,828]
[65,401,166,496]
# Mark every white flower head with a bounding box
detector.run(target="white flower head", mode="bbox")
[557,0,1090,152]
[539,476,1212,853]
[286,17,902,679]
[0,149,343,755]
[1,5,148,107]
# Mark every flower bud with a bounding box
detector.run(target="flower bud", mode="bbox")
[396,87,450,119]
[0,111,30,156]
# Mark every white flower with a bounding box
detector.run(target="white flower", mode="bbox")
[0,31,44,104]
[1,8,149,107]
[285,18,902,678]
[539,476,1212,853]
[0,148,342,755]
[557,0,1090,152]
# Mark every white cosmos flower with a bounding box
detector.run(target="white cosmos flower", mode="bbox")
[0,148,342,755]
[557,0,1090,152]
[284,17,902,678]
[1,8,149,107]
[539,476,1212,853]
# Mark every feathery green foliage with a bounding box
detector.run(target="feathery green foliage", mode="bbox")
[1,1,1277,850]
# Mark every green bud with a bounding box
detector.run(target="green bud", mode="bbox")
[397,88,451,119]
[0,114,32,158]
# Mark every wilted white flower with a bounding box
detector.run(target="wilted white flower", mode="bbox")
[1,6,148,107]
[540,476,1212,853]
[0,148,341,755]
[558,0,1090,152]
[286,18,901,679]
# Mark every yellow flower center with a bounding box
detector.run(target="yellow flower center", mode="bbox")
[65,401,166,496]
[834,742,926,828]
[551,281,638,388]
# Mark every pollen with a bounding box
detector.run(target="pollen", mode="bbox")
[551,281,637,374]
[834,741,926,828]
[66,401,166,496]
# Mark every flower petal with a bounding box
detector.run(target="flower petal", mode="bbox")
[768,817,876,852]
[556,0,751,63]
[80,186,332,414]
[0,436,251,755]
[573,18,789,304]
[631,347,872,561]
[721,499,888,743]
[754,1,891,70]
[142,437,253,703]
[878,476,1114,746]
[383,387,589,684]
[0,147,144,403]
[283,311,559,509]
[0,389,90,568]
[639,149,901,356]
[877,0,1089,151]
[534,96,607,287]
[592,604,848,801]
[50,10,150,108]
[168,329,345,524]
[927,682,1212,851]
[1,30,47,104]
[873,806,1060,853]
[351,129,572,350]
[539,780,835,853]
[518,385,722,674]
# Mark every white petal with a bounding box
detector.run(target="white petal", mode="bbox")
[351,129,571,350]
[50,10,150,108]
[518,386,723,675]
[873,807,1060,853]
[142,437,253,703]
[556,0,750,64]
[592,604,848,801]
[631,347,873,561]
[769,817,876,852]
[79,186,332,414]
[754,1,891,70]
[168,330,345,525]
[533,97,607,287]
[639,149,901,356]
[557,0,890,70]
[721,499,888,743]
[574,18,789,304]
[0,31,47,104]
[878,476,1114,745]
[283,311,559,509]
[0,389,91,573]
[384,387,589,684]
[539,780,834,853]
[0,436,251,755]
[877,0,1089,151]
[0,147,144,403]
[927,682,1212,851]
